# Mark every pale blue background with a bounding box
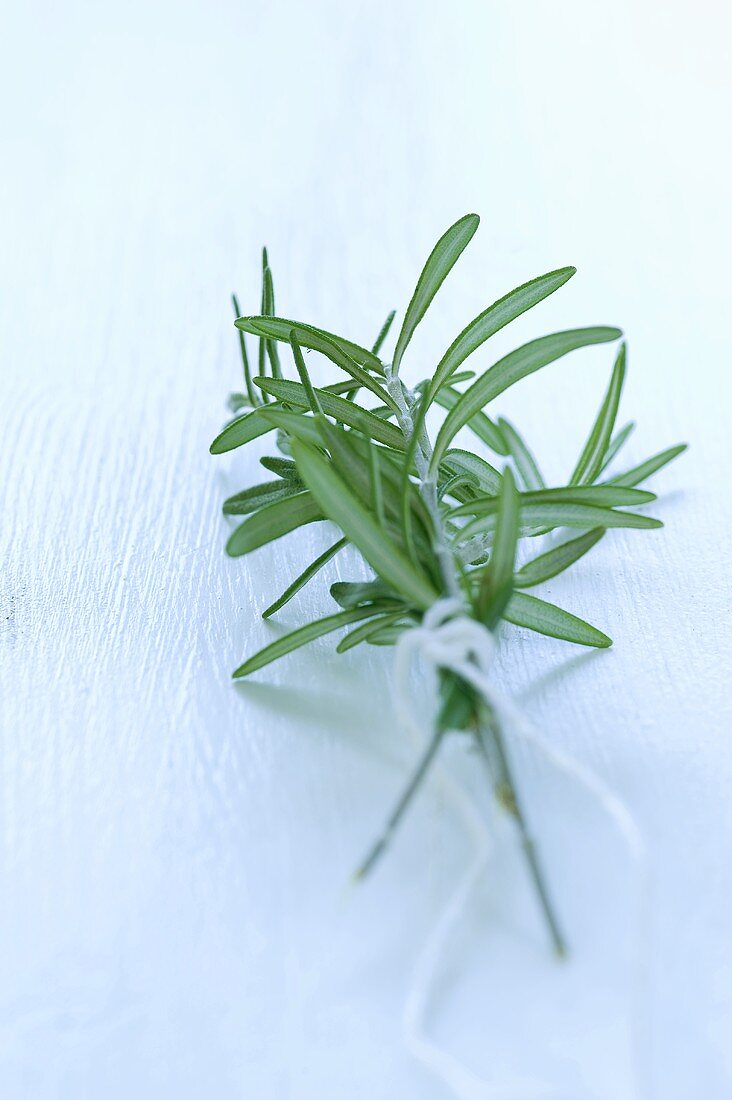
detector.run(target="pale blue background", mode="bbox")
[2,2,731,1097]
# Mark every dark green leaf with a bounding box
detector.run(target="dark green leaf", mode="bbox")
[232,293,258,406]
[423,266,577,408]
[433,384,508,455]
[392,213,480,374]
[372,309,396,355]
[431,327,623,470]
[331,578,400,608]
[260,406,350,447]
[262,538,347,618]
[210,407,281,454]
[233,605,387,677]
[451,484,656,517]
[570,342,626,485]
[598,420,635,475]
[604,443,688,488]
[262,264,283,380]
[223,479,302,515]
[226,491,323,556]
[441,450,502,495]
[504,591,611,647]
[255,377,407,451]
[476,466,519,628]
[336,610,407,653]
[498,417,545,490]
[514,529,605,588]
[236,315,385,375]
[460,501,662,541]
[291,439,439,610]
[289,331,322,414]
[260,456,300,480]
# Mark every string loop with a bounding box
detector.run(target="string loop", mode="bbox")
[393,600,650,1099]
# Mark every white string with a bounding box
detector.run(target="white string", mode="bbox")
[394,598,651,1100]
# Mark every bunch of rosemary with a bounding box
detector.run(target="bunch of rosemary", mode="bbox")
[211,214,685,954]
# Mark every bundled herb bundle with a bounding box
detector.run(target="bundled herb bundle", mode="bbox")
[210,215,685,954]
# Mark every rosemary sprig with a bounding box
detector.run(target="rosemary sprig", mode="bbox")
[214,215,686,954]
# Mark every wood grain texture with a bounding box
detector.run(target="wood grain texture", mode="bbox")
[2,2,731,1097]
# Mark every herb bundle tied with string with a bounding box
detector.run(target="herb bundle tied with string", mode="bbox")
[210,215,685,955]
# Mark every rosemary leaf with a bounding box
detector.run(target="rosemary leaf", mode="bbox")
[210,407,279,454]
[255,377,406,451]
[604,443,688,488]
[232,293,258,406]
[291,439,438,610]
[514,529,606,588]
[336,610,408,653]
[260,456,301,480]
[570,342,626,485]
[459,501,661,541]
[431,327,623,470]
[477,466,519,628]
[226,492,323,557]
[504,591,611,648]
[236,315,385,375]
[433,384,508,456]
[423,266,577,408]
[233,605,390,678]
[498,417,546,491]
[262,538,347,619]
[598,420,636,475]
[372,309,396,355]
[450,484,656,517]
[223,479,303,516]
[392,213,480,374]
[441,450,503,495]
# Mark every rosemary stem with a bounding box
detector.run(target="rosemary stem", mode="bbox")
[474,713,567,957]
[354,726,447,881]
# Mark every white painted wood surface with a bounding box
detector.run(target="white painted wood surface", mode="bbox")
[2,2,731,1097]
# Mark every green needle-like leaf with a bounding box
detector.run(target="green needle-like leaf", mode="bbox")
[392,213,480,374]
[232,293,258,406]
[598,421,635,475]
[336,610,407,653]
[289,331,323,415]
[331,578,400,608]
[372,309,396,355]
[441,450,503,495]
[477,467,519,628]
[460,501,662,541]
[504,591,611,647]
[260,456,301,480]
[233,605,388,677]
[262,538,347,618]
[262,263,283,380]
[498,417,545,490]
[431,327,623,470]
[451,484,655,517]
[570,342,626,485]
[433,384,508,455]
[291,440,438,610]
[255,377,406,450]
[514,529,605,588]
[604,443,688,488]
[257,407,325,446]
[210,406,282,454]
[223,479,303,515]
[236,315,385,375]
[226,491,323,556]
[423,266,577,409]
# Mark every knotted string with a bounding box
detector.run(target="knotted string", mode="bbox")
[393,598,651,1099]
